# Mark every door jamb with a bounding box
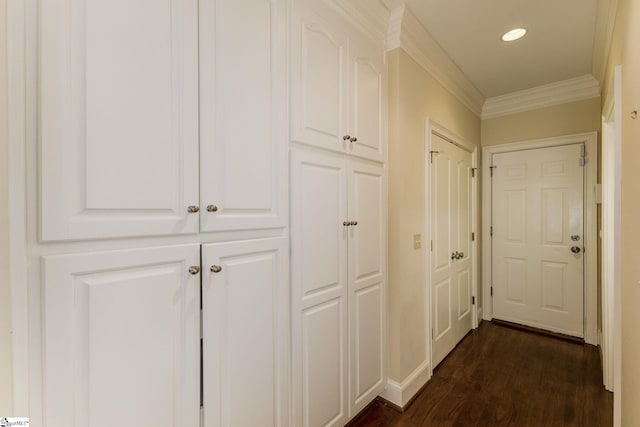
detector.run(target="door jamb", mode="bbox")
[481,132,599,345]
[425,118,478,376]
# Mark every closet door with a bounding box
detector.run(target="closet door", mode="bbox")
[42,245,201,427]
[202,238,289,427]
[199,0,287,232]
[347,160,386,416]
[40,0,200,241]
[291,149,348,427]
[347,36,386,163]
[291,6,349,154]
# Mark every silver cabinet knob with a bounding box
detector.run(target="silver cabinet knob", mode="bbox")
[210,265,222,273]
[458,252,464,259]
[188,266,200,275]
[350,137,357,143]
[343,134,352,141]
[187,205,200,213]
[350,221,358,226]
[206,205,218,212]
[452,252,457,260]
[343,221,350,227]
[571,246,581,254]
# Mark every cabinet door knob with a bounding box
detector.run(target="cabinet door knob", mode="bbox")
[343,134,351,141]
[458,252,464,259]
[350,136,358,143]
[188,266,200,275]
[211,265,222,273]
[343,221,350,226]
[206,205,218,212]
[187,205,200,213]
[351,221,358,226]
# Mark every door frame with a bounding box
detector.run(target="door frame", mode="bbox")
[481,132,598,345]
[425,118,479,374]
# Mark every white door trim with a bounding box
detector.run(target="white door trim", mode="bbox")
[425,118,478,376]
[481,132,599,345]
[602,65,622,427]
[7,0,30,413]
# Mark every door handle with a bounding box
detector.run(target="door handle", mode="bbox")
[457,252,464,259]
[571,246,581,254]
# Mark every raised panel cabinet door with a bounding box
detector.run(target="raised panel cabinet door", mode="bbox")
[42,245,201,427]
[347,35,386,162]
[347,160,386,415]
[290,149,348,427]
[291,7,349,154]
[202,237,289,427]
[40,0,200,241]
[199,0,287,232]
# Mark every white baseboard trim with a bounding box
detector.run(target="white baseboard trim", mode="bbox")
[379,360,431,408]
[477,307,483,325]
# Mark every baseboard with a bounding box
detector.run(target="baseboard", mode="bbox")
[477,307,483,325]
[379,360,431,409]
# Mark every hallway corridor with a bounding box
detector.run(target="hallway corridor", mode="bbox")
[351,322,613,426]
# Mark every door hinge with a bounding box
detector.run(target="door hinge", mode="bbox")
[471,168,477,178]
[490,165,497,177]
[490,226,493,237]
[430,150,439,163]
[471,232,475,241]
[431,328,434,340]
[472,296,475,305]
[430,240,433,251]
[579,145,587,166]
[491,286,493,296]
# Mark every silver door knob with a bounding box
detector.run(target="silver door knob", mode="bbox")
[350,136,357,143]
[206,205,218,212]
[343,135,351,141]
[343,221,350,226]
[187,205,200,213]
[188,266,200,275]
[350,221,358,226]
[458,252,464,259]
[210,265,222,273]
[452,252,456,260]
[571,246,581,254]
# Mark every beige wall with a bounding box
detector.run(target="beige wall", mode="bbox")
[387,48,480,382]
[602,0,640,423]
[481,98,602,146]
[0,0,13,415]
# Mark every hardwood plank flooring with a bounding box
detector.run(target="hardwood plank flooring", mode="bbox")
[350,321,613,427]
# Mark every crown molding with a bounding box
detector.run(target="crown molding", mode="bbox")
[330,0,390,47]
[481,75,601,120]
[592,0,620,84]
[386,5,485,117]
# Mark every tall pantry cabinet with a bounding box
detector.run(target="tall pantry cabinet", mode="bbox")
[33,0,289,426]
[290,1,388,426]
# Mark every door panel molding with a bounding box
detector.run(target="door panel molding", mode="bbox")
[481,132,598,345]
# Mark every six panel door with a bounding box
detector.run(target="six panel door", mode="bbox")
[42,245,201,427]
[40,0,200,241]
[199,0,287,232]
[202,238,289,427]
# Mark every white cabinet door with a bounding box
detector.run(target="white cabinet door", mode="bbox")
[40,0,200,241]
[291,149,348,427]
[202,237,289,427]
[348,36,386,163]
[199,0,287,232]
[347,160,386,416]
[42,245,201,427]
[291,7,349,154]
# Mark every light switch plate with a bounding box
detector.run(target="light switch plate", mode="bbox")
[413,234,422,250]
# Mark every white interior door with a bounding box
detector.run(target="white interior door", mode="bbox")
[431,134,473,368]
[347,160,385,416]
[40,0,200,241]
[202,238,289,427]
[42,245,201,427]
[492,144,584,337]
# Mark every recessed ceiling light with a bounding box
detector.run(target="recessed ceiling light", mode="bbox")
[501,28,527,42]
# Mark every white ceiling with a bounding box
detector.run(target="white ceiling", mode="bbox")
[385,0,598,98]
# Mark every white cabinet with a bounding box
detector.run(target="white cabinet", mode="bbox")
[291,149,386,425]
[40,0,287,241]
[291,5,386,162]
[202,238,289,427]
[42,245,201,427]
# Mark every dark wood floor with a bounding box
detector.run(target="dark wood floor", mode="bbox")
[351,321,613,427]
